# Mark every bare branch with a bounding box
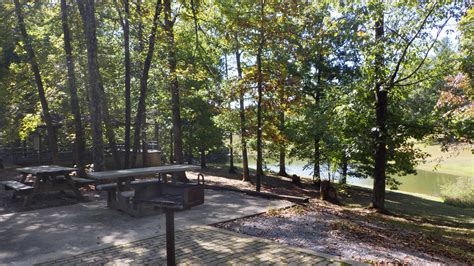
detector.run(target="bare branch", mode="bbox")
[386,3,437,87]
[385,26,409,43]
[394,15,450,85]
[393,75,433,87]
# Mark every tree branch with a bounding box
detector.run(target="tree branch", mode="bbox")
[394,15,450,85]
[385,26,409,43]
[393,75,432,87]
[386,3,437,87]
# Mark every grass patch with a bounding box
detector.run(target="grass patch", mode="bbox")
[340,184,474,229]
[441,176,474,208]
[415,143,473,177]
[338,185,474,262]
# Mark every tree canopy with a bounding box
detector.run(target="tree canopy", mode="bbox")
[0,0,471,211]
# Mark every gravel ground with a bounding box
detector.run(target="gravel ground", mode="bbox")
[217,202,464,264]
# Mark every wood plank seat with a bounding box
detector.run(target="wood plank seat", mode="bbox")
[96,178,161,191]
[0,180,34,192]
[96,183,117,191]
[71,177,95,186]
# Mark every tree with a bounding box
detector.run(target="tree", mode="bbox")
[255,0,266,192]
[217,1,252,181]
[77,0,104,171]
[61,0,86,174]
[163,0,185,175]
[362,2,460,211]
[14,0,59,163]
[458,7,473,86]
[130,0,162,168]
[115,0,132,169]
[235,34,250,181]
[187,97,224,168]
[371,5,387,211]
[287,3,347,184]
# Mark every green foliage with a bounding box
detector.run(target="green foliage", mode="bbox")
[184,96,223,154]
[458,7,474,86]
[19,113,41,140]
[0,1,470,208]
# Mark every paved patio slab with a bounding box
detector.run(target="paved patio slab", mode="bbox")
[0,189,292,265]
[36,226,362,265]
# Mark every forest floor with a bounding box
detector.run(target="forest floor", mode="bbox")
[191,166,473,264]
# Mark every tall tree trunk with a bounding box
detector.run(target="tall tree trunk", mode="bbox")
[14,0,59,164]
[313,136,320,184]
[278,87,287,177]
[200,148,206,168]
[229,132,236,173]
[122,0,132,169]
[99,83,121,169]
[164,0,186,179]
[131,0,161,168]
[142,117,148,167]
[154,123,160,150]
[187,128,192,164]
[136,0,144,52]
[255,0,266,192]
[169,129,173,163]
[235,36,250,181]
[77,0,104,171]
[372,12,387,212]
[313,66,322,184]
[61,0,86,175]
[340,154,348,184]
[224,54,236,174]
[137,1,148,169]
[278,113,287,176]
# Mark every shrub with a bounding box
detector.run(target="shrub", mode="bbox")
[441,176,474,208]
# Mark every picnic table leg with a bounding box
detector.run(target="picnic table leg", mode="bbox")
[23,174,41,207]
[20,173,28,183]
[64,174,83,200]
[165,208,176,266]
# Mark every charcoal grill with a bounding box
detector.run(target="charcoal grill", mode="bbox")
[135,173,205,266]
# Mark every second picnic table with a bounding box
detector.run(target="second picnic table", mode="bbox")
[14,165,87,206]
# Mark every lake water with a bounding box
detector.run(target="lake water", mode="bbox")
[239,157,469,199]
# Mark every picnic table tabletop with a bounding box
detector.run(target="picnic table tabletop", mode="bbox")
[17,165,78,175]
[87,164,201,181]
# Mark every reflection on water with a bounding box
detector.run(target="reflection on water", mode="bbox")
[240,157,470,198]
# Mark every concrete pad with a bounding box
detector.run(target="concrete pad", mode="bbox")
[0,189,292,265]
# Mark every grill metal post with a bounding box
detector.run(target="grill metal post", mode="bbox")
[165,208,176,266]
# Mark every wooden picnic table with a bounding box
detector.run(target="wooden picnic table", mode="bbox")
[16,165,83,206]
[87,164,203,217]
